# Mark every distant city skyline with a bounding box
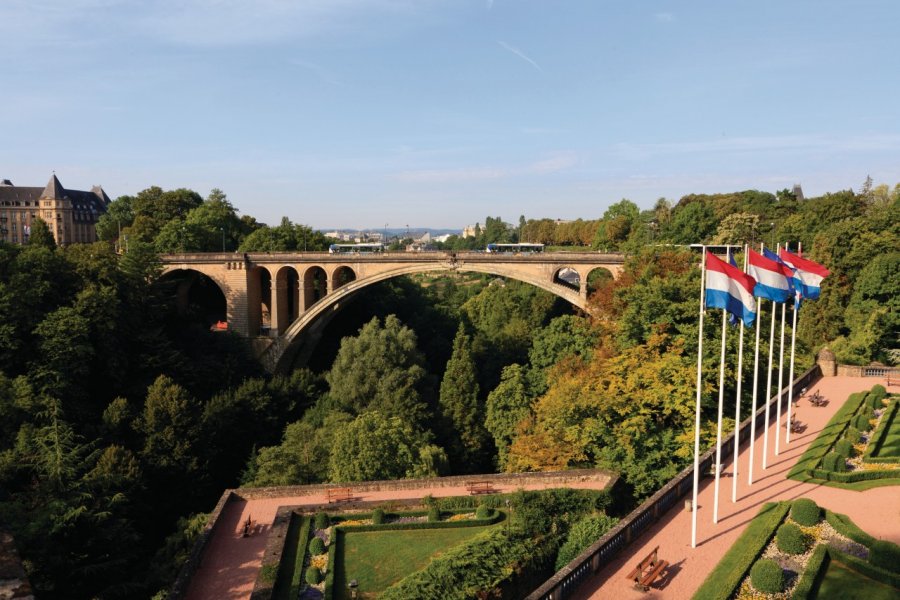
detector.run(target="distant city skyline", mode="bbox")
[3,1,899,229]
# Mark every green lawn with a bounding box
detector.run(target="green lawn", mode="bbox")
[331,523,500,599]
[815,560,900,600]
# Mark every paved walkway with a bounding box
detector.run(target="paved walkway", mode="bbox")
[184,479,607,599]
[572,376,900,600]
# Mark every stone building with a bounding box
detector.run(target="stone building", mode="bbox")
[0,174,110,246]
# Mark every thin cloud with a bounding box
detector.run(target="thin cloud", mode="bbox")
[497,41,543,73]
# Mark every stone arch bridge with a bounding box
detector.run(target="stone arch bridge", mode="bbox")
[159,251,625,373]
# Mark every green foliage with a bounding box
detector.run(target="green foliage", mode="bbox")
[380,529,551,600]
[475,504,491,520]
[788,391,866,481]
[325,315,431,427]
[305,566,323,585]
[309,536,325,555]
[750,558,784,593]
[238,216,331,252]
[845,426,861,445]
[427,506,441,522]
[870,384,887,402]
[823,546,900,592]
[554,513,619,570]
[822,452,845,472]
[869,540,900,572]
[791,498,821,527]
[438,326,490,469]
[314,512,330,530]
[693,502,790,600]
[792,544,829,600]
[259,563,278,584]
[485,364,533,470]
[834,438,854,459]
[27,217,57,249]
[825,511,876,547]
[776,523,811,555]
[327,411,447,482]
[373,508,385,525]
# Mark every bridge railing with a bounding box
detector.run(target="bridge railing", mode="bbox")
[525,364,822,600]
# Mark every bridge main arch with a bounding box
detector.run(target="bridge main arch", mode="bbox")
[158,252,624,372]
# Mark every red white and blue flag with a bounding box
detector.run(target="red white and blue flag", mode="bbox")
[748,249,794,303]
[705,252,757,326]
[779,250,830,300]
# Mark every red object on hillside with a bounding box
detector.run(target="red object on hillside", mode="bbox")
[210,321,228,331]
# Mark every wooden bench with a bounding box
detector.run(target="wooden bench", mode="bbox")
[626,546,668,592]
[887,376,899,388]
[327,487,353,503]
[465,481,494,495]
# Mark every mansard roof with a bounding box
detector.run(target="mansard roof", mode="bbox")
[0,174,110,213]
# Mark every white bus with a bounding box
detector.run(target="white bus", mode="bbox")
[328,243,385,254]
[485,243,545,254]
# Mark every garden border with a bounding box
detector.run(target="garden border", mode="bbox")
[864,397,899,462]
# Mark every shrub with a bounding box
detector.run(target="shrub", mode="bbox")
[372,508,385,525]
[870,384,887,403]
[314,512,329,530]
[822,452,846,472]
[866,392,880,409]
[845,426,861,444]
[834,439,854,458]
[869,540,900,571]
[475,504,491,520]
[777,523,811,555]
[427,506,441,522]
[750,559,784,593]
[305,566,322,585]
[791,499,821,526]
[555,513,619,570]
[853,413,872,431]
[308,536,325,555]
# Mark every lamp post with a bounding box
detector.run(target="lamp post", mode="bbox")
[348,579,358,599]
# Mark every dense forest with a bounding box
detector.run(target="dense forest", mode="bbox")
[0,181,896,598]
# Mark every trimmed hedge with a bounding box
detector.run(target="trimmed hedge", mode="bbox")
[323,534,338,600]
[869,539,900,572]
[427,506,441,522]
[791,498,821,526]
[776,522,811,555]
[821,452,846,472]
[828,545,900,589]
[305,566,322,585]
[808,468,900,484]
[692,502,791,600]
[787,391,867,480]
[864,399,898,461]
[845,426,861,444]
[333,509,502,533]
[308,536,325,556]
[825,510,876,546]
[475,504,491,520]
[834,438,854,458]
[792,544,829,600]
[372,508,385,525]
[750,558,784,593]
[314,511,330,530]
[273,515,312,600]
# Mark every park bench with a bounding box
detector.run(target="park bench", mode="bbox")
[626,546,668,592]
[241,515,257,537]
[327,487,353,503]
[465,481,494,495]
[887,375,899,388]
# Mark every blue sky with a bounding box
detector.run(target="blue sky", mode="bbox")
[2,1,898,229]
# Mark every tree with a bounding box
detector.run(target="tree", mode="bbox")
[485,364,533,469]
[325,315,432,427]
[327,411,447,482]
[438,326,490,470]
[95,195,135,243]
[712,212,760,246]
[27,217,56,249]
[663,200,717,244]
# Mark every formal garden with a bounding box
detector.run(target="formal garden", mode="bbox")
[787,385,900,489]
[692,498,900,599]
[260,488,617,600]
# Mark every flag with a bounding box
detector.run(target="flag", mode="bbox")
[705,252,757,326]
[748,249,794,303]
[779,250,830,300]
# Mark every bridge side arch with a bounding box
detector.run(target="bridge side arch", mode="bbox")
[157,266,229,326]
[265,261,588,373]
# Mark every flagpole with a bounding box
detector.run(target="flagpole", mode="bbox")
[692,246,707,548]
[786,241,803,444]
[762,243,779,469]
[732,245,748,502]
[749,293,762,484]
[713,307,727,523]
[775,277,787,456]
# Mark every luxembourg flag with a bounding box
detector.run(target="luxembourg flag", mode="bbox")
[748,249,793,303]
[779,250,830,300]
[705,252,757,326]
